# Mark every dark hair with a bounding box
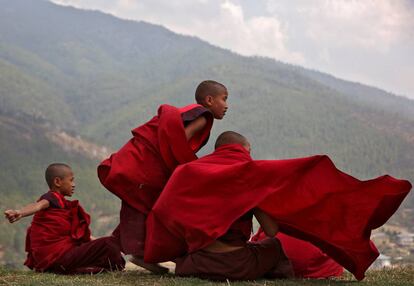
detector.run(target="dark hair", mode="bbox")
[195,80,227,104]
[45,163,71,188]
[215,131,248,149]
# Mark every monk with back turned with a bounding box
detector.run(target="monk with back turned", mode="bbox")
[174,132,294,280]
[145,130,410,280]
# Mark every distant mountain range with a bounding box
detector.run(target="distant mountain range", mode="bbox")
[0,0,412,267]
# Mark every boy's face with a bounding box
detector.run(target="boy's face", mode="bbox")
[55,169,75,197]
[206,92,228,119]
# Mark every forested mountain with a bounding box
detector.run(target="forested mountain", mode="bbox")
[1,0,413,267]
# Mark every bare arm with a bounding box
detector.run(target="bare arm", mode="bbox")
[184,116,207,140]
[4,199,50,223]
[253,208,279,237]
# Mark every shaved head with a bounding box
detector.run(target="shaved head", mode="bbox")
[195,80,227,104]
[45,163,72,188]
[214,131,249,149]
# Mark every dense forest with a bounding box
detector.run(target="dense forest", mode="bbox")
[0,0,413,267]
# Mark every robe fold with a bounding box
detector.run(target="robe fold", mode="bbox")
[175,211,292,281]
[251,230,343,278]
[24,200,91,271]
[145,144,411,280]
[97,104,213,214]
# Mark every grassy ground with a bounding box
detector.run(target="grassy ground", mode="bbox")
[1,266,413,286]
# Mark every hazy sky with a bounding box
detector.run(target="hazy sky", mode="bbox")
[51,0,414,99]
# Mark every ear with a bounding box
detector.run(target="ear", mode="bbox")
[54,177,62,188]
[205,95,214,107]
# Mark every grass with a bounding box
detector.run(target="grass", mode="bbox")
[0,266,413,286]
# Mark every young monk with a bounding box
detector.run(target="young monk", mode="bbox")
[145,131,411,281]
[174,132,294,280]
[97,80,228,273]
[4,163,125,274]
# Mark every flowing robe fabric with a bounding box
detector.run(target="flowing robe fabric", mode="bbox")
[97,104,213,256]
[24,199,91,271]
[145,144,411,280]
[97,104,213,215]
[252,230,343,278]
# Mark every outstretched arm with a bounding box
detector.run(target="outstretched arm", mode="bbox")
[254,208,279,237]
[184,116,207,140]
[4,199,50,223]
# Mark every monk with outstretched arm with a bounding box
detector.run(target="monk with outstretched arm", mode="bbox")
[4,163,125,273]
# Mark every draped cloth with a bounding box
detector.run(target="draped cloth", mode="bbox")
[97,104,213,256]
[252,230,343,278]
[145,144,411,280]
[97,104,213,214]
[24,200,91,271]
[175,212,293,281]
[175,238,290,281]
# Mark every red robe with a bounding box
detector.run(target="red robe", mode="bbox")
[252,230,343,278]
[25,196,91,271]
[145,144,411,280]
[97,104,213,214]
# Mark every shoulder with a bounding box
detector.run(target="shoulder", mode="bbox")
[39,192,64,209]
[180,104,212,123]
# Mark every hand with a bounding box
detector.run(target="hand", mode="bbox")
[4,209,22,223]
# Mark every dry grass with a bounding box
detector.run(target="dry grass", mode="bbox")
[0,266,413,286]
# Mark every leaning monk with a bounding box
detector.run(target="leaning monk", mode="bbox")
[144,131,411,281]
[4,163,125,274]
[97,80,228,273]
[175,132,294,280]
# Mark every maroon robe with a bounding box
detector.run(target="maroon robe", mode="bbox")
[175,211,292,280]
[145,144,411,280]
[24,192,91,271]
[252,229,343,278]
[24,192,124,273]
[97,104,213,255]
[50,236,125,274]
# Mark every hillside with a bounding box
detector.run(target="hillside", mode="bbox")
[0,0,413,267]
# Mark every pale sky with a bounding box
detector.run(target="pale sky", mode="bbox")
[50,0,414,99]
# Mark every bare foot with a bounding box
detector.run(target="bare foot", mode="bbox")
[130,256,169,274]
